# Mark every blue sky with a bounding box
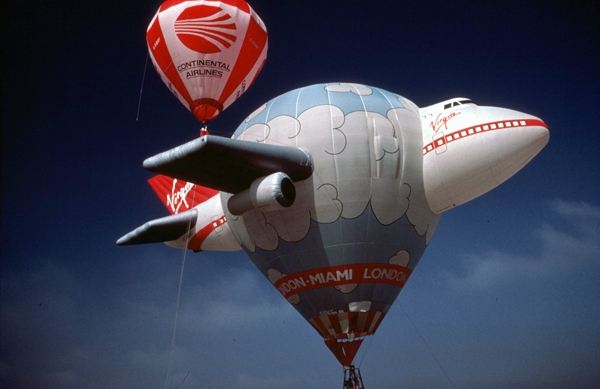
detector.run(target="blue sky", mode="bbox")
[2,1,599,388]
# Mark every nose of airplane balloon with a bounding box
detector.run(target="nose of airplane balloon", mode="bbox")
[481,108,549,185]
[422,105,549,213]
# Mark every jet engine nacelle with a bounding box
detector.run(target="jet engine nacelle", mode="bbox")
[227,172,296,215]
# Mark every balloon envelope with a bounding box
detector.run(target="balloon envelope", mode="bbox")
[224,83,441,365]
[147,0,268,122]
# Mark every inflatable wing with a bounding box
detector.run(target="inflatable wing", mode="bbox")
[116,209,198,245]
[143,135,313,193]
[117,137,314,249]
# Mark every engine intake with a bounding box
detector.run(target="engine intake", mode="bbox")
[227,172,296,215]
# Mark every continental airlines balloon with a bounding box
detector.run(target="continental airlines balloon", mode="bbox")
[118,83,549,367]
[147,0,268,123]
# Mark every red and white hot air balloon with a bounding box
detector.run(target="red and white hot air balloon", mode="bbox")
[147,0,268,123]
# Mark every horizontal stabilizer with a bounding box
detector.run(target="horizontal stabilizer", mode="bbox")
[116,209,197,246]
[143,135,314,194]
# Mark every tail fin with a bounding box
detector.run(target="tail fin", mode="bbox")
[148,174,219,215]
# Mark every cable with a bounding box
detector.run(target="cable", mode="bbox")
[399,303,456,389]
[164,188,197,389]
[136,53,149,121]
[357,335,373,369]
[164,240,189,389]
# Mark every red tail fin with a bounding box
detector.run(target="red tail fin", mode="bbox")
[148,175,219,215]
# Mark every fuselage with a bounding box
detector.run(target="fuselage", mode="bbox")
[149,96,549,251]
[121,88,549,251]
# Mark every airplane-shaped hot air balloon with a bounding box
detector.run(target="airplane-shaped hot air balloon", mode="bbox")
[147,0,268,127]
[118,83,548,386]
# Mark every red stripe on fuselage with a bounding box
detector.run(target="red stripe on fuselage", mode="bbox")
[187,215,227,251]
[423,118,548,155]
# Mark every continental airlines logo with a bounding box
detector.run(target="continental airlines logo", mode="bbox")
[175,5,238,54]
[177,59,231,79]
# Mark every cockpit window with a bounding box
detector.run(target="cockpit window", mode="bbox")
[444,99,476,110]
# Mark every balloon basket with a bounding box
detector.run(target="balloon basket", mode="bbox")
[200,125,209,137]
[343,365,365,389]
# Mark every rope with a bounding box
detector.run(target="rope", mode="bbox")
[136,53,149,121]
[399,303,456,388]
[357,335,373,369]
[164,188,197,389]
[164,238,189,389]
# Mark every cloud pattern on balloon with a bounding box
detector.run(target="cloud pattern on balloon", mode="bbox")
[229,83,437,252]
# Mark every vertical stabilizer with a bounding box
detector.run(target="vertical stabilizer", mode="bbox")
[117,175,241,251]
[148,174,219,215]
